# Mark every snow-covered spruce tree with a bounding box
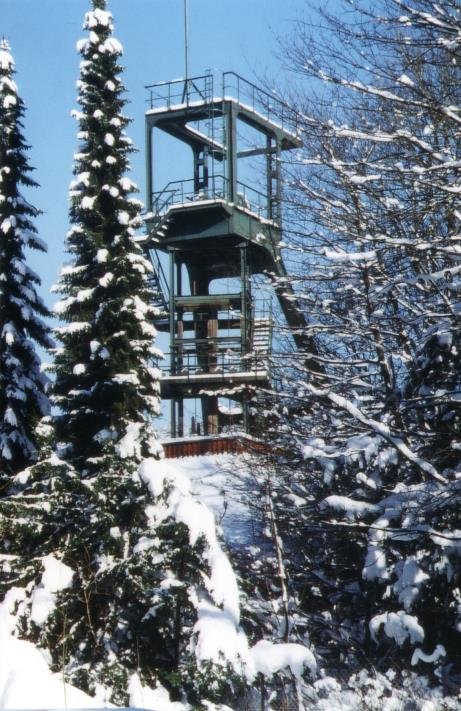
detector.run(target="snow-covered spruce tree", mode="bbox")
[0,40,51,485]
[51,0,160,471]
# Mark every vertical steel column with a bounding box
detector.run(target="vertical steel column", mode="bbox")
[169,249,176,438]
[240,244,251,355]
[145,120,153,213]
[184,0,189,82]
[193,147,200,194]
[242,397,250,434]
[225,102,238,203]
[266,133,272,220]
[240,244,251,435]
[275,137,282,223]
[171,400,177,439]
[176,260,184,438]
[169,249,176,371]
[178,400,184,438]
[176,260,183,372]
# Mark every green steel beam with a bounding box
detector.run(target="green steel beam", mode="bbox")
[174,293,241,309]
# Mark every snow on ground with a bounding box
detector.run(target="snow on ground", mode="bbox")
[0,636,101,710]
[160,453,255,548]
[128,674,187,711]
[0,587,111,710]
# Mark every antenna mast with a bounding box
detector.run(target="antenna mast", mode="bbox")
[184,0,189,80]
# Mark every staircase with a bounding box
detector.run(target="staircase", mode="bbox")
[146,246,169,327]
[251,317,272,361]
[150,211,172,240]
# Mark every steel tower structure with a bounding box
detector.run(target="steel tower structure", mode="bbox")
[143,72,309,437]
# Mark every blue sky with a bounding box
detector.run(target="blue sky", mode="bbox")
[2,0,312,302]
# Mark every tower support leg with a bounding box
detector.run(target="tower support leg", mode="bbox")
[177,399,184,438]
[170,399,177,438]
[202,396,220,436]
[242,396,250,434]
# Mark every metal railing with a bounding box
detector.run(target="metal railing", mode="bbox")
[164,348,270,378]
[223,71,299,135]
[152,175,229,215]
[152,176,273,220]
[146,73,213,110]
[145,71,299,137]
[166,297,274,375]
[236,180,273,220]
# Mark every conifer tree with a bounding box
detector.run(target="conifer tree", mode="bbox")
[51,0,160,473]
[0,40,51,485]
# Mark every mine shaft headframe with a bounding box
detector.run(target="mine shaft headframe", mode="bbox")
[142,71,306,438]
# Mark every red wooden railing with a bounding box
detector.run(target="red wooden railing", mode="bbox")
[162,434,269,459]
